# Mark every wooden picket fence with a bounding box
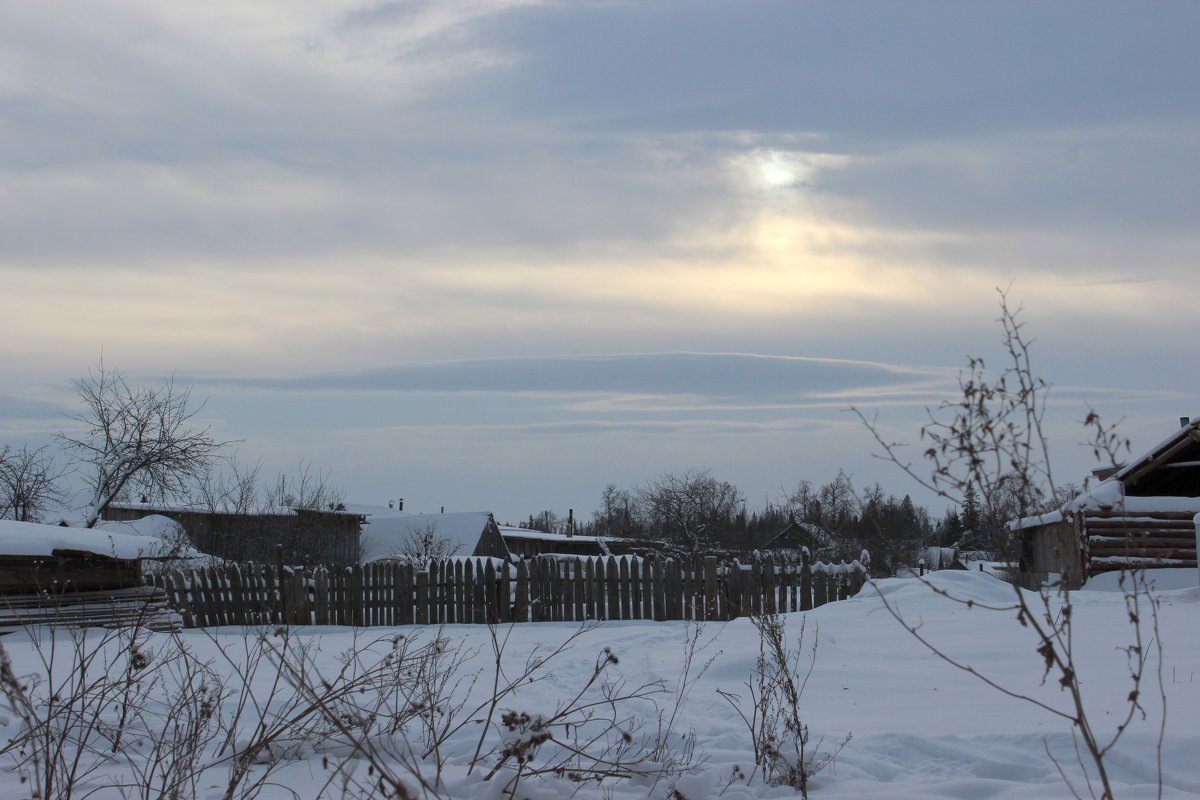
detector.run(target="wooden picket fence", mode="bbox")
[149,555,868,629]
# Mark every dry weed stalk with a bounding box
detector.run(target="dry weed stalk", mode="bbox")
[717,615,848,798]
[854,289,1165,800]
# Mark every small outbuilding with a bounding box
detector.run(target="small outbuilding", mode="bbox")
[1014,417,1200,588]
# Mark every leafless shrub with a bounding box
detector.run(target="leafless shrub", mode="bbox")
[718,614,848,798]
[0,614,704,800]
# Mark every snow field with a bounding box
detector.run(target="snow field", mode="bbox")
[0,570,1196,799]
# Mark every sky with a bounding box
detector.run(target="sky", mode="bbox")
[3,1,1200,523]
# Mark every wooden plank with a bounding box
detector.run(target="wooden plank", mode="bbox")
[800,554,813,612]
[415,569,429,625]
[814,570,828,608]
[618,557,631,620]
[529,559,540,622]
[647,558,661,621]
[451,559,462,625]
[582,557,595,620]
[629,558,642,619]
[515,560,530,622]
[483,560,497,624]
[548,558,561,622]
[638,557,651,620]
[703,557,718,621]
[312,567,327,626]
[498,561,511,624]
[661,559,676,621]
[592,557,604,621]
[475,559,488,624]
[571,558,584,622]
[602,557,616,621]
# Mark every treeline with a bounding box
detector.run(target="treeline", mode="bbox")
[517,469,987,576]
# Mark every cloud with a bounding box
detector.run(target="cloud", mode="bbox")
[185,352,950,402]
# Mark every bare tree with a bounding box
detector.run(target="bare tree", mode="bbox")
[638,468,743,555]
[58,364,229,528]
[393,521,459,567]
[0,444,66,522]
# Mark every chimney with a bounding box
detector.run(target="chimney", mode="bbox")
[1181,417,1191,429]
[567,508,574,537]
[399,498,404,511]
[388,500,394,509]
[441,506,445,513]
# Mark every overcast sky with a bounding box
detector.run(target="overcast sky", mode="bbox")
[3,1,1199,522]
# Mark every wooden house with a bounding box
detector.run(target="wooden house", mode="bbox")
[760,517,838,558]
[1014,418,1200,589]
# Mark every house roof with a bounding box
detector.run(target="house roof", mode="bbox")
[359,511,494,563]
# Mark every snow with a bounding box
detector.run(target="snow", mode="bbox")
[0,518,194,560]
[1083,568,1198,592]
[0,570,1195,798]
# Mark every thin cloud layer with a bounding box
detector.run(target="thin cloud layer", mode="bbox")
[190,353,947,401]
[3,2,1198,517]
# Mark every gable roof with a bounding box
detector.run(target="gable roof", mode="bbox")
[1110,417,1200,496]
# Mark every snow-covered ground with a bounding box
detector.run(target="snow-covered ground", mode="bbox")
[0,569,1195,799]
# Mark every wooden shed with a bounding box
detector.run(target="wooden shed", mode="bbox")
[0,520,180,629]
[103,502,365,565]
[1014,418,1200,588]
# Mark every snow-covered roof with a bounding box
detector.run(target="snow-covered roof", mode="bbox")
[360,511,493,563]
[1012,418,1200,530]
[497,526,607,544]
[0,519,193,561]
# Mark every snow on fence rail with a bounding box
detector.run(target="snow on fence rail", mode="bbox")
[149,554,868,628]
